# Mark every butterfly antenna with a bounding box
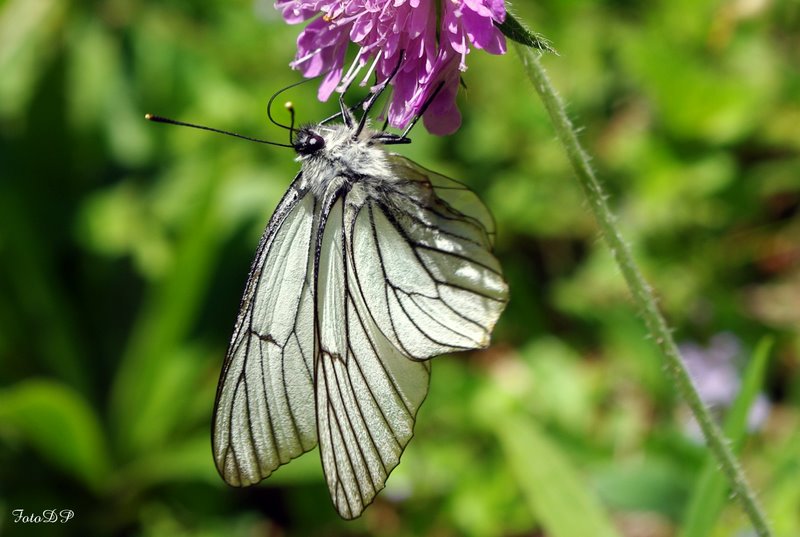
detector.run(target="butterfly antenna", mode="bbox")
[145,114,294,148]
[266,75,321,131]
[285,101,296,145]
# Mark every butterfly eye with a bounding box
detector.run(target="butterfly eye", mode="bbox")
[294,130,325,155]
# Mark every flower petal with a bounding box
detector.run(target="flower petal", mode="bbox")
[278,0,507,134]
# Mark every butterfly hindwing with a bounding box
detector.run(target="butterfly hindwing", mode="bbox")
[349,157,509,361]
[389,154,498,246]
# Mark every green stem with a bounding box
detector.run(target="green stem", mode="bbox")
[513,43,773,537]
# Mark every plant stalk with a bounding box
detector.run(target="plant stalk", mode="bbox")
[513,43,772,537]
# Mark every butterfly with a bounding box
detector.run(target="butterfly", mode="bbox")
[190,76,511,519]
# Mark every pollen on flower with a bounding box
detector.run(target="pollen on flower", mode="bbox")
[274,0,507,135]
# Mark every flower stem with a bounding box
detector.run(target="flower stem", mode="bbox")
[512,43,773,537]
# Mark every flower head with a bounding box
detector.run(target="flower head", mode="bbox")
[275,0,507,135]
[679,333,771,439]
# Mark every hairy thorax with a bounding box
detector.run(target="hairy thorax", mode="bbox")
[296,123,396,199]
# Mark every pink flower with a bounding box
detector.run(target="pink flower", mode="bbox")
[275,0,507,135]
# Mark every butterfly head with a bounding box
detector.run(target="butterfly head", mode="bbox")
[293,127,326,156]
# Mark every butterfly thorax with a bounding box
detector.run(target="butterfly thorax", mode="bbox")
[294,123,395,199]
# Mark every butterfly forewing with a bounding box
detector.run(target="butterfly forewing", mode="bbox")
[213,178,319,486]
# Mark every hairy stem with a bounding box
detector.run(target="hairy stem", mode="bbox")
[513,43,773,537]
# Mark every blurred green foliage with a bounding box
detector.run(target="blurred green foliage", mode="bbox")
[1,0,799,535]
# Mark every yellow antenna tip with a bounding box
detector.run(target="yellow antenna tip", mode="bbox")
[145,113,154,120]
[284,101,294,110]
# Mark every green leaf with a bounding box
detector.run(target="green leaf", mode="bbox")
[680,336,773,537]
[476,380,621,537]
[114,434,220,491]
[0,379,112,492]
[0,0,67,119]
[114,435,322,496]
[497,11,556,54]
[109,160,227,457]
[494,417,621,537]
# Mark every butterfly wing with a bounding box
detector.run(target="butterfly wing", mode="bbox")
[349,155,509,360]
[389,155,499,247]
[312,158,507,517]
[213,153,506,518]
[315,193,431,519]
[213,175,320,486]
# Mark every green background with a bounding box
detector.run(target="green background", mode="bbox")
[1,0,799,535]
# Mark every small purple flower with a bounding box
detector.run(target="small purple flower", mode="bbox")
[275,0,507,135]
[680,333,771,439]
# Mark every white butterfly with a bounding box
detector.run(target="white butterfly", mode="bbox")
[210,83,509,519]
